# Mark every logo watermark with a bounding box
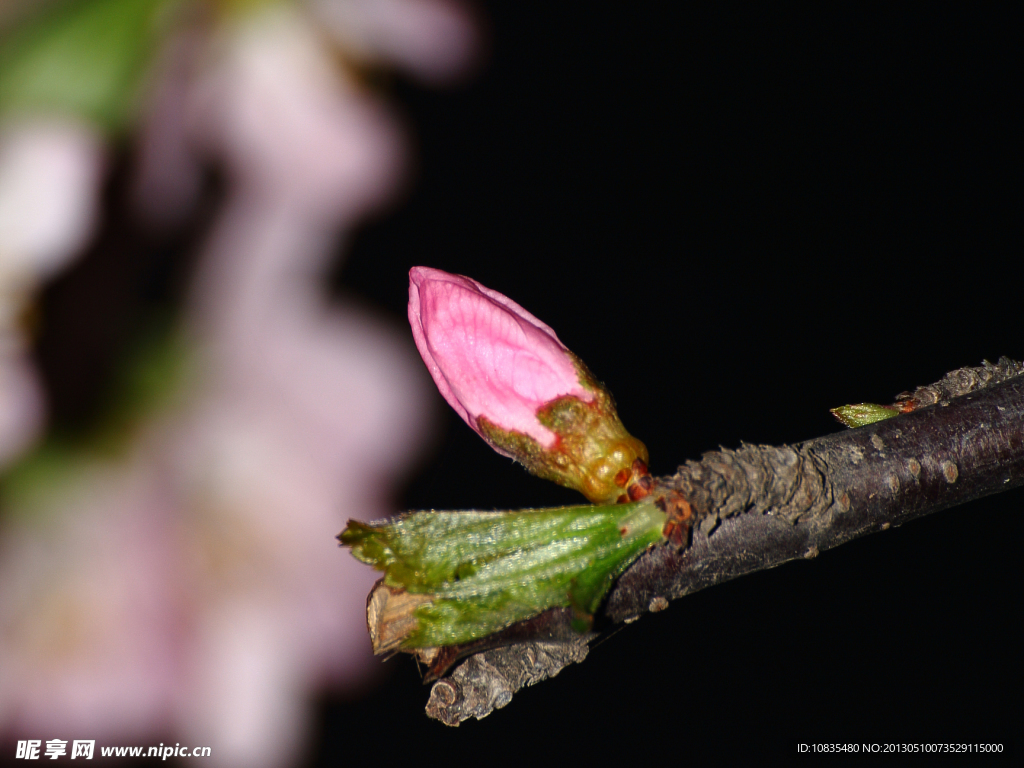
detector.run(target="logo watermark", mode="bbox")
[15,740,211,760]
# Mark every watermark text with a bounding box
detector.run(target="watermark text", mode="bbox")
[16,740,211,760]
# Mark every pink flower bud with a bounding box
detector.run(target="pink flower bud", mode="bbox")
[408,267,649,503]
[408,266,591,451]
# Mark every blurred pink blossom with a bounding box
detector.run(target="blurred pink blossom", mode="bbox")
[309,0,479,84]
[0,1,478,765]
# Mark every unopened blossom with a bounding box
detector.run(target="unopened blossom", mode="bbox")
[409,266,588,449]
[408,266,649,503]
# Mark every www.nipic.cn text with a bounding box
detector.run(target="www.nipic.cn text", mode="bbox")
[15,740,212,760]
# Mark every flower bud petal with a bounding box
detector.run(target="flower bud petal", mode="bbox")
[409,266,591,451]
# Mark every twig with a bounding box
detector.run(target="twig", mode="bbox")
[425,365,1024,725]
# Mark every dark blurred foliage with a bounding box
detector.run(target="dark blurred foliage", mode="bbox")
[31,2,1021,763]
[34,160,219,436]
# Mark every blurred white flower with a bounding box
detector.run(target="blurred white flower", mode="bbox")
[0,118,105,466]
[0,119,104,282]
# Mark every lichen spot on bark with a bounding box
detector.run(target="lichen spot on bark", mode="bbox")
[648,596,669,613]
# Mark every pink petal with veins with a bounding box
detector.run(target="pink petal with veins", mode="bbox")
[408,267,591,451]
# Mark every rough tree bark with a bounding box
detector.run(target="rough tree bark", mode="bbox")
[423,360,1024,725]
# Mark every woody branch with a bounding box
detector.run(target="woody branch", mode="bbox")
[426,367,1024,725]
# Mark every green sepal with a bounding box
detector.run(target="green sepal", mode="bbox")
[477,353,649,503]
[830,403,900,428]
[340,499,667,648]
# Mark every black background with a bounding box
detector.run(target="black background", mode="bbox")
[324,4,1021,764]
[29,2,1022,764]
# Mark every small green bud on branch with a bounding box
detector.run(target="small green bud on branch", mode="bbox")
[830,402,900,428]
[831,357,1024,428]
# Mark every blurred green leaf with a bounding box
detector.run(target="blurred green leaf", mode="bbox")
[0,0,172,132]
